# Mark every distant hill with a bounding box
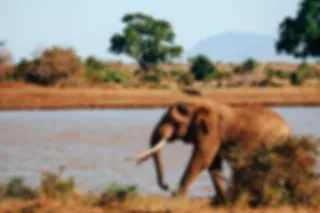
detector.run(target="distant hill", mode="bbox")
[184,31,299,63]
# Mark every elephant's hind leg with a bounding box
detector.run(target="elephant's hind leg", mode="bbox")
[208,155,227,205]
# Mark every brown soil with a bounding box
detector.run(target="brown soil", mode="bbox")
[0,196,319,213]
[0,82,320,110]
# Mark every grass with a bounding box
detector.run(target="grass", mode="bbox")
[96,182,138,206]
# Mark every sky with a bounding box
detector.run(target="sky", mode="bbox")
[1,0,301,63]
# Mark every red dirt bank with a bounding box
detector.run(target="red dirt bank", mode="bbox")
[0,82,320,110]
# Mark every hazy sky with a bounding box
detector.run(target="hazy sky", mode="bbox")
[2,0,301,62]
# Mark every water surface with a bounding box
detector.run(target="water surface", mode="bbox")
[0,107,319,197]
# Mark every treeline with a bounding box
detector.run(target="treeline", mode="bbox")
[1,45,319,89]
[1,0,320,89]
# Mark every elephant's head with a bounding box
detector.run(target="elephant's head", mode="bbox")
[126,101,221,191]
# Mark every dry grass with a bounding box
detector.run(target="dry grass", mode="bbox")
[0,196,319,213]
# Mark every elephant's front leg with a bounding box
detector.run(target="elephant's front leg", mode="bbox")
[208,155,227,205]
[176,145,219,197]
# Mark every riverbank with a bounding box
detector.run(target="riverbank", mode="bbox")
[1,196,319,213]
[0,82,320,110]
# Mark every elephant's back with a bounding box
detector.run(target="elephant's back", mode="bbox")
[225,106,291,149]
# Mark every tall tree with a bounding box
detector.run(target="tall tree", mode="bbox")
[276,0,320,60]
[109,12,183,71]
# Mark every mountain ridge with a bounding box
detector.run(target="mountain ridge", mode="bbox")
[183,31,298,63]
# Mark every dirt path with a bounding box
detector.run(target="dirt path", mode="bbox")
[0,82,320,110]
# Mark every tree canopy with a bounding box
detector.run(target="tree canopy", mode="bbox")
[109,12,183,71]
[276,0,320,59]
[190,55,216,80]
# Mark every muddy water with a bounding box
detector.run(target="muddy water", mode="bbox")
[0,107,319,197]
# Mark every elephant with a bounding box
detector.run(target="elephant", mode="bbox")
[126,99,291,203]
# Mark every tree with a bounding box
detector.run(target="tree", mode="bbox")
[109,12,183,72]
[190,55,216,80]
[276,0,320,60]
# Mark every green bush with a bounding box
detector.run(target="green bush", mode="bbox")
[2,177,37,200]
[169,70,183,78]
[234,58,260,74]
[264,68,290,80]
[224,136,320,207]
[275,70,290,79]
[40,166,75,199]
[92,68,133,84]
[0,72,18,82]
[290,71,305,85]
[140,69,163,84]
[14,58,37,81]
[296,63,315,79]
[212,70,231,80]
[177,72,194,86]
[97,182,138,206]
[85,55,107,71]
[190,55,216,80]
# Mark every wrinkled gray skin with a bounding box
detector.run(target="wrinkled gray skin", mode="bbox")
[127,100,291,203]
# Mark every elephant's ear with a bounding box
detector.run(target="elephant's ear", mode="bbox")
[199,119,209,135]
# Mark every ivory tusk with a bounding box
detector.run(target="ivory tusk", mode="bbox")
[125,140,167,164]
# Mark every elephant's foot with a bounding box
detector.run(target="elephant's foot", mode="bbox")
[171,189,188,199]
[210,195,227,207]
[159,183,170,191]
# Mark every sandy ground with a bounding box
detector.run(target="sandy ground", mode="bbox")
[0,82,320,110]
[0,196,319,213]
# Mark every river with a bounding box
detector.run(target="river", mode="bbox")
[0,107,319,197]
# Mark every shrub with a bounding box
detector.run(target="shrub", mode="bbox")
[264,68,291,80]
[212,70,231,80]
[296,62,315,79]
[85,55,107,71]
[14,58,37,80]
[275,70,290,79]
[140,69,163,84]
[0,64,16,82]
[290,71,305,85]
[40,166,75,199]
[169,70,183,79]
[190,55,216,80]
[92,67,133,84]
[97,182,138,206]
[2,177,37,200]
[27,46,84,85]
[224,136,320,207]
[181,87,202,96]
[177,72,194,86]
[234,58,260,74]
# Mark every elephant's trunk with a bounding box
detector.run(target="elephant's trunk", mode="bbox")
[152,147,169,190]
[125,123,173,191]
[150,125,174,191]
